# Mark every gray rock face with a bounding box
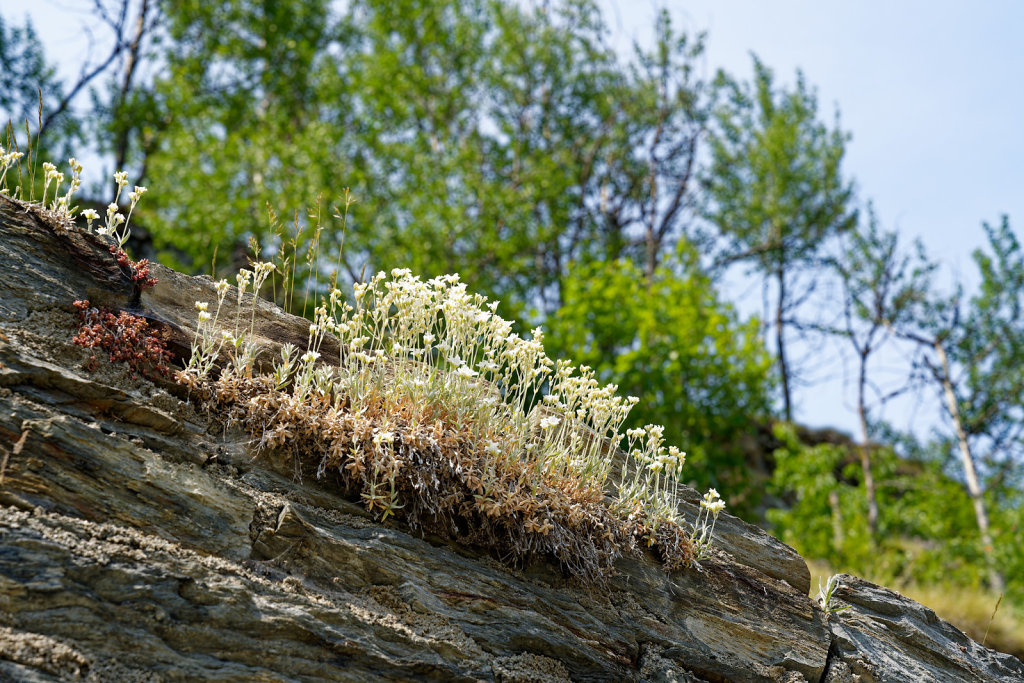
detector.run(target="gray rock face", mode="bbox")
[0,196,1020,682]
[822,575,1024,682]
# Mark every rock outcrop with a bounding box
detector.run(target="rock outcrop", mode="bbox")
[0,195,1021,682]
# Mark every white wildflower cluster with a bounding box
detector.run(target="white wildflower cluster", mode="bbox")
[38,159,83,218]
[615,422,696,530]
[184,260,301,396]
[185,269,237,379]
[320,269,724,528]
[311,270,650,485]
[186,266,726,556]
[690,487,727,564]
[95,171,148,248]
[0,154,149,247]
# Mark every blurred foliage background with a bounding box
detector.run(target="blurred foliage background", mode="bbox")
[3,0,1022,657]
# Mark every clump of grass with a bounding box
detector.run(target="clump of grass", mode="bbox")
[180,267,728,581]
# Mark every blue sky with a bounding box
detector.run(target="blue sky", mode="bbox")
[8,0,1024,436]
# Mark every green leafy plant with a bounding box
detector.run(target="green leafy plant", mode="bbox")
[816,574,850,618]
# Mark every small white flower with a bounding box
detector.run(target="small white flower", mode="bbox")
[539,416,560,431]
[254,261,276,277]
[456,365,478,378]
[198,311,212,322]
[301,351,320,364]
[81,208,99,221]
[195,301,209,312]
[703,499,726,517]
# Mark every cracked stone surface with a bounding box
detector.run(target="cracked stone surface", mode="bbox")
[1,195,1020,681]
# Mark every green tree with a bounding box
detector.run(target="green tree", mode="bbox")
[705,55,857,421]
[325,0,708,319]
[547,243,774,515]
[123,0,708,319]
[767,424,872,569]
[768,423,987,588]
[139,0,345,269]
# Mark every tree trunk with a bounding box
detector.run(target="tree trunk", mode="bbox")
[935,341,1004,593]
[775,267,792,421]
[857,355,879,538]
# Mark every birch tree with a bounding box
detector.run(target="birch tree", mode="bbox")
[888,218,1024,592]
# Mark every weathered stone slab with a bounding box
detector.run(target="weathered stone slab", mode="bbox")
[823,574,1024,682]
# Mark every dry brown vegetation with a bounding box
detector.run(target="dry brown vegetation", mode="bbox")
[180,365,695,581]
